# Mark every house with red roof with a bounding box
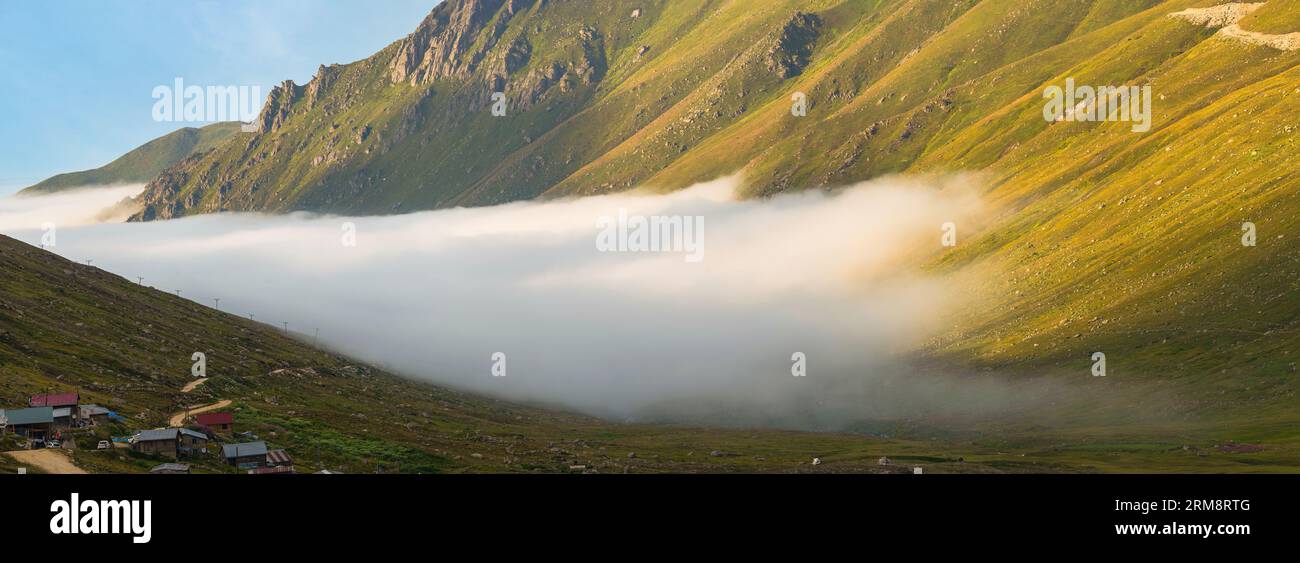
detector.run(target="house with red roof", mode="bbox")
[196,412,233,432]
[29,392,79,409]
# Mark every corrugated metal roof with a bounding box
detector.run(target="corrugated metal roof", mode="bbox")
[52,407,72,418]
[29,392,79,407]
[266,449,293,465]
[136,428,178,442]
[79,404,110,416]
[1,407,54,425]
[136,428,209,442]
[222,441,268,459]
[150,463,191,473]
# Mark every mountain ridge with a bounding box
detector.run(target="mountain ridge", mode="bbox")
[19,122,241,196]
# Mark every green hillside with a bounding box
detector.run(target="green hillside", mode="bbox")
[19,122,241,195]
[3,233,1295,473]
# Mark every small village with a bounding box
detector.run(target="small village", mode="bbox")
[1,391,337,474]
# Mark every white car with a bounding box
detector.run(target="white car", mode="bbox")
[97,440,111,450]
[46,440,61,448]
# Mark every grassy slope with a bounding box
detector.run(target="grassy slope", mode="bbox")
[19,123,241,195]
[1240,0,1300,34]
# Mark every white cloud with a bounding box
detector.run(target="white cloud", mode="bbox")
[0,185,143,231]
[0,175,1018,429]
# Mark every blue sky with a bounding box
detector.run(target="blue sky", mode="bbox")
[0,0,437,195]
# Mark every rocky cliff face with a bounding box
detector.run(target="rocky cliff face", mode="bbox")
[388,0,519,85]
[257,80,301,134]
[129,0,627,220]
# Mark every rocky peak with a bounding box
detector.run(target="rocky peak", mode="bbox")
[257,79,302,134]
[388,0,521,86]
[305,64,342,108]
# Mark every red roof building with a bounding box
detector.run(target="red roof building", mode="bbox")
[196,412,234,432]
[195,412,233,426]
[29,392,79,408]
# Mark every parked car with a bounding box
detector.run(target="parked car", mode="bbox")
[97,440,111,450]
[46,440,60,448]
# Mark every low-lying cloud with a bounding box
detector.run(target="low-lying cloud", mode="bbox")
[0,184,143,230]
[1,175,1011,430]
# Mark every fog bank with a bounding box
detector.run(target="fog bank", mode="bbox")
[1,175,1013,429]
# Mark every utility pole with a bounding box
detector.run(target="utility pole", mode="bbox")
[137,277,143,285]
[313,328,320,347]
[249,313,255,321]
[175,290,182,298]
[282,322,289,334]
[213,298,221,311]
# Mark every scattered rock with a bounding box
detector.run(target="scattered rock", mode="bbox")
[765,12,822,79]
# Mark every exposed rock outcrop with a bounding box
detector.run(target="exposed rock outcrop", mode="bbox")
[766,12,822,79]
[1219,23,1300,50]
[1168,3,1263,28]
[1168,2,1299,51]
[305,64,342,108]
[257,80,301,134]
[389,0,521,85]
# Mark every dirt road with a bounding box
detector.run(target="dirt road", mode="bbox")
[181,377,209,393]
[5,449,88,474]
[168,399,232,427]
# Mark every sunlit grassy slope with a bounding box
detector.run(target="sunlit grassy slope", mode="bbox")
[19,123,240,195]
